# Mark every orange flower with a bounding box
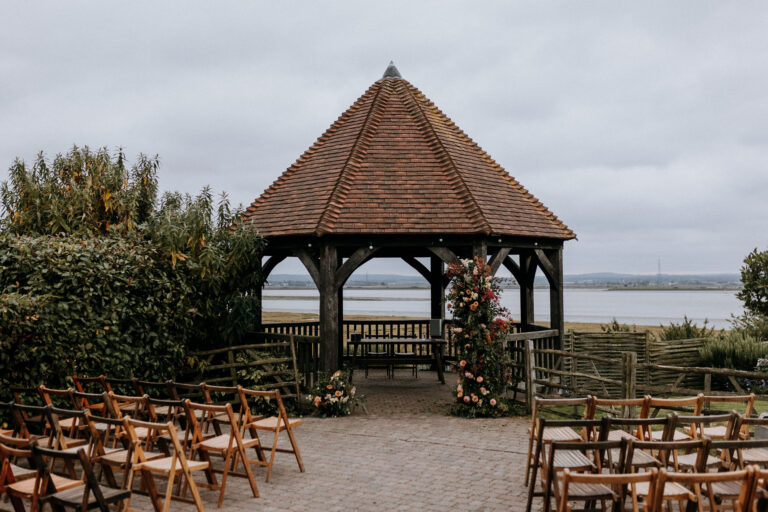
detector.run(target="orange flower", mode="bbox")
[326,384,333,390]
[334,390,343,397]
[469,302,479,311]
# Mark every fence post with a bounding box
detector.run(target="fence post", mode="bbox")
[621,351,637,417]
[704,373,712,412]
[525,338,535,413]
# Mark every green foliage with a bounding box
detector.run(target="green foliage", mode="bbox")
[738,249,768,319]
[658,315,716,341]
[601,318,636,333]
[698,331,768,371]
[446,257,514,418]
[0,235,193,392]
[730,313,768,341]
[0,146,264,397]
[1,146,157,235]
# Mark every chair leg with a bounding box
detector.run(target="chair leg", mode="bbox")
[218,451,232,508]
[162,469,176,512]
[236,445,260,498]
[265,428,280,483]
[284,426,305,472]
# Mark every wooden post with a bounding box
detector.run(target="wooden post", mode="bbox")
[704,373,712,412]
[621,351,637,417]
[473,241,488,261]
[318,243,340,371]
[525,338,535,413]
[255,258,263,332]
[519,253,535,330]
[547,247,564,349]
[430,255,445,322]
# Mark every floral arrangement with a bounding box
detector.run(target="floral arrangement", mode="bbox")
[447,257,515,417]
[307,370,360,417]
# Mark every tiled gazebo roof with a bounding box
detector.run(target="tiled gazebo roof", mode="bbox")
[244,63,575,240]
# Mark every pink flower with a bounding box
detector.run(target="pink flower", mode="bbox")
[463,396,470,403]
[459,360,466,367]
[480,387,487,394]
[490,399,497,406]
[465,372,473,379]
[472,395,479,403]
[477,376,484,383]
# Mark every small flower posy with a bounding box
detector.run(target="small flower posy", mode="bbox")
[307,370,361,417]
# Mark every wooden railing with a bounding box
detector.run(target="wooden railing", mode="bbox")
[263,319,539,362]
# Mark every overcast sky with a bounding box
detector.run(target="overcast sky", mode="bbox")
[2,1,767,277]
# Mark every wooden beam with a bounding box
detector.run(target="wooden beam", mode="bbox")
[534,248,556,286]
[488,248,511,275]
[261,255,286,281]
[473,240,488,260]
[547,247,564,350]
[318,244,340,370]
[519,252,535,328]
[334,246,379,289]
[427,247,459,265]
[430,255,445,321]
[402,256,431,283]
[295,249,320,287]
[502,255,524,284]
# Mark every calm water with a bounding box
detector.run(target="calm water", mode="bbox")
[263,287,742,329]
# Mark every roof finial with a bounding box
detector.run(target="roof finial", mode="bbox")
[382,60,402,79]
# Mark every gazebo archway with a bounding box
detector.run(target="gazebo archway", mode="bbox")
[245,63,575,371]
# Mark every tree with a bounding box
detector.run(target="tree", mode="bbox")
[737,249,768,318]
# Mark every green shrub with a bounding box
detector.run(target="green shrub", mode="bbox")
[658,316,716,341]
[0,235,194,393]
[698,331,768,371]
[601,318,637,333]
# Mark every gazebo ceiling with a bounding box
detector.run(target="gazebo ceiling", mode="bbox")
[243,62,575,241]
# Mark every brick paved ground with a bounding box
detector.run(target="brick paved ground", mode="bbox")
[128,370,531,512]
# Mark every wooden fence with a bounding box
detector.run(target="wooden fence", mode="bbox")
[188,331,321,401]
[515,334,768,412]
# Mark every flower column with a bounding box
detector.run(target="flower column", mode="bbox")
[447,257,513,417]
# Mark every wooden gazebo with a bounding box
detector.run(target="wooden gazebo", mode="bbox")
[243,63,576,371]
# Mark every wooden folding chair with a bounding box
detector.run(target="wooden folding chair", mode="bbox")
[183,400,260,507]
[72,390,112,417]
[525,396,594,488]
[37,387,83,438]
[543,436,623,512]
[32,442,131,511]
[675,412,738,469]
[103,377,137,396]
[525,417,606,512]
[558,467,657,512]
[602,415,672,469]
[200,384,244,435]
[237,387,304,482]
[655,467,755,512]
[592,396,650,420]
[9,403,48,438]
[626,438,711,511]
[123,417,209,512]
[724,415,768,468]
[0,432,37,484]
[72,376,110,408]
[134,381,175,418]
[0,436,82,512]
[640,395,703,440]
[694,394,755,439]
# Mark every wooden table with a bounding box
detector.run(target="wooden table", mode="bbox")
[347,338,446,384]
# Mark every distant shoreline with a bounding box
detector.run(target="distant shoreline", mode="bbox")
[265,285,740,291]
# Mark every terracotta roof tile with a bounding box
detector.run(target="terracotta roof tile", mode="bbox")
[243,73,575,240]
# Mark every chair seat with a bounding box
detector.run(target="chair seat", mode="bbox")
[636,480,689,499]
[561,481,615,500]
[607,430,636,441]
[544,448,595,471]
[8,474,83,497]
[136,456,209,474]
[676,452,721,469]
[59,436,88,449]
[740,447,768,465]
[47,484,130,508]
[710,480,745,498]
[622,449,659,468]
[650,429,691,441]
[198,433,260,451]
[9,463,36,480]
[701,425,729,439]
[98,448,165,465]
[541,427,581,442]
[59,417,80,429]
[152,405,172,418]
[252,416,302,431]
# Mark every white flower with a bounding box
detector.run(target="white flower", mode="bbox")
[471,293,478,300]
[330,397,338,403]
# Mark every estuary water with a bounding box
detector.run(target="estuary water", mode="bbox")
[262,287,742,329]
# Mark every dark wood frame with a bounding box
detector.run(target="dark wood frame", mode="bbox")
[258,234,566,371]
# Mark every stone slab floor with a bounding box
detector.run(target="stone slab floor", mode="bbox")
[128,370,530,512]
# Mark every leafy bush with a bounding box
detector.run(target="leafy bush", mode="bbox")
[658,316,716,341]
[601,318,637,333]
[0,146,264,398]
[0,235,193,392]
[738,249,768,319]
[698,331,768,371]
